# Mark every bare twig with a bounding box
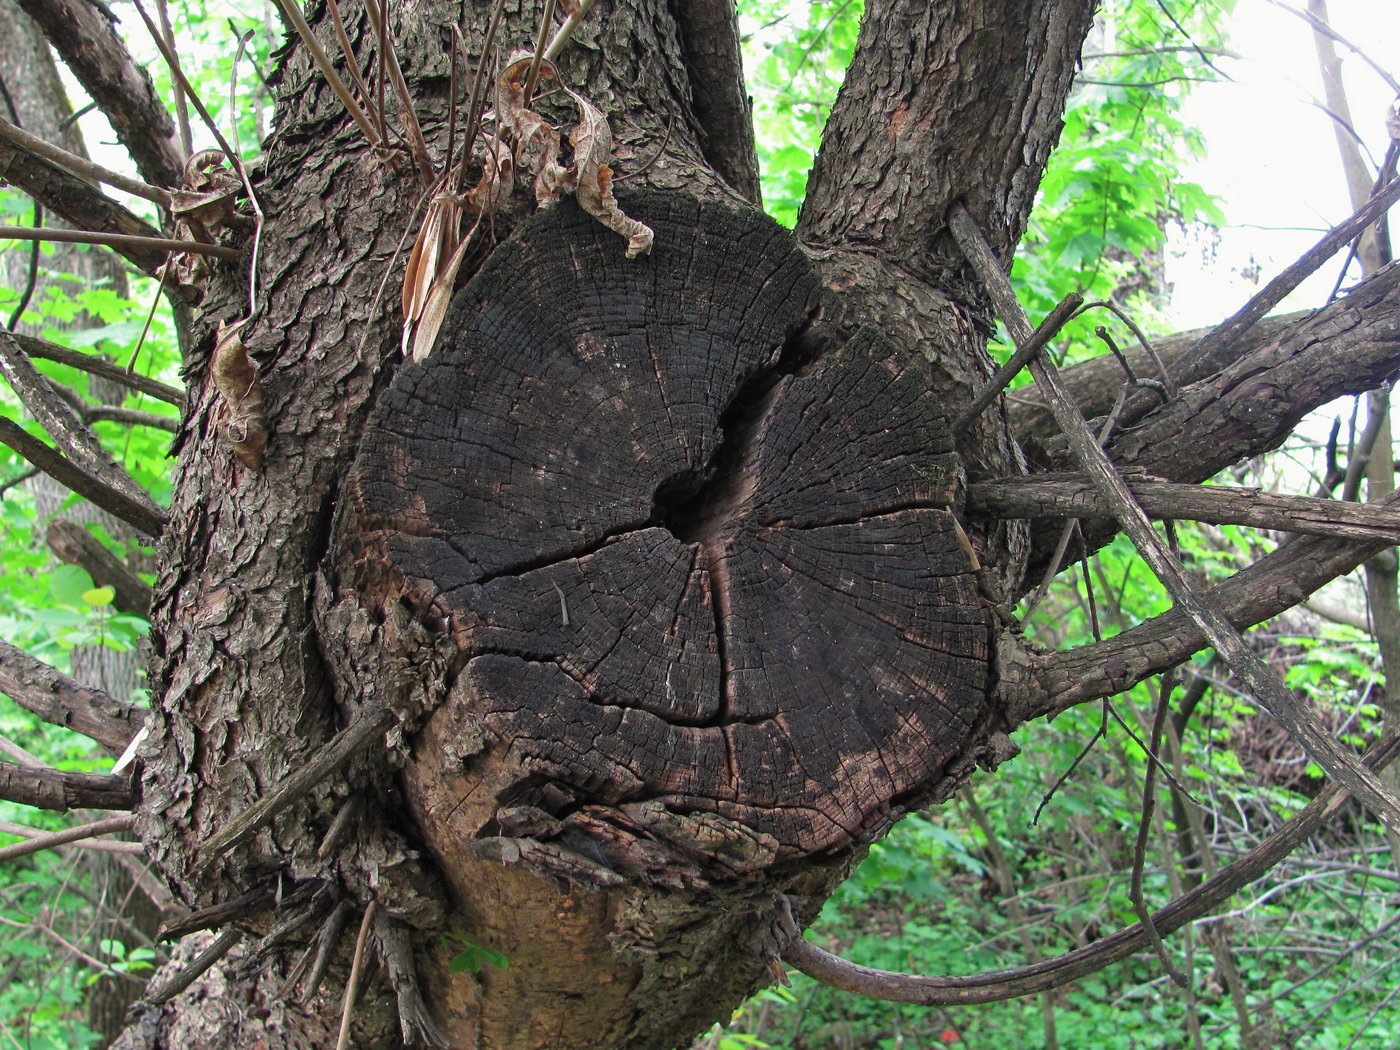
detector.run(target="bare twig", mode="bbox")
[779,728,1400,1004]
[336,900,378,1050]
[0,330,155,508]
[950,200,1400,837]
[1,224,241,261]
[0,818,144,855]
[267,0,382,147]
[524,0,559,104]
[362,0,433,184]
[0,117,170,205]
[0,814,136,863]
[954,293,1083,432]
[544,0,598,61]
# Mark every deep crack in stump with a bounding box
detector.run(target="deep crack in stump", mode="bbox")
[330,190,988,958]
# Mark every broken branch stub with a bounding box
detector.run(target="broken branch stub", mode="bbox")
[331,192,988,882]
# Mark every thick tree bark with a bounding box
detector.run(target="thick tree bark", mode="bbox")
[0,0,1359,1047]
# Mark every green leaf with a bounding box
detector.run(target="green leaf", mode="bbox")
[81,586,116,608]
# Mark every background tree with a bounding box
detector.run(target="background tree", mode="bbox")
[0,1,1398,1048]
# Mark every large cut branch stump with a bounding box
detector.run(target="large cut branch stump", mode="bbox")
[335,192,990,874]
[325,192,994,1042]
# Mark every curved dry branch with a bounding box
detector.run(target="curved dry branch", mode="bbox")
[1023,493,1399,716]
[0,637,144,753]
[15,0,183,187]
[781,728,1400,1004]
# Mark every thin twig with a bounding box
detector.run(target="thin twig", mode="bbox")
[0,814,136,863]
[336,900,378,1050]
[362,0,434,185]
[1,225,241,261]
[265,0,382,148]
[0,118,170,206]
[524,0,559,105]
[955,293,1083,432]
[544,0,598,61]
[13,331,182,405]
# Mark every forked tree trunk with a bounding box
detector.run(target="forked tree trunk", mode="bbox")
[122,2,1098,1047]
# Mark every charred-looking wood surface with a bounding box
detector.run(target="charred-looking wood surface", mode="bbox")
[326,192,993,1043]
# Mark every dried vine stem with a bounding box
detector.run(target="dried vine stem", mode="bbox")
[0,814,136,863]
[780,727,1400,1004]
[335,901,378,1050]
[947,200,1400,838]
[0,225,240,261]
[0,116,170,205]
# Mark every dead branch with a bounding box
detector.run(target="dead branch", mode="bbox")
[2,224,242,263]
[11,330,184,405]
[145,927,243,1006]
[197,703,395,863]
[156,886,275,943]
[374,914,450,1047]
[1027,495,1400,714]
[0,418,168,537]
[950,201,1400,836]
[955,293,1084,432]
[0,813,136,863]
[0,817,145,855]
[780,727,1400,1004]
[0,760,135,811]
[0,330,157,508]
[0,116,170,205]
[15,0,183,187]
[0,141,170,273]
[969,474,1400,543]
[0,637,144,753]
[268,0,382,148]
[47,520,154,616]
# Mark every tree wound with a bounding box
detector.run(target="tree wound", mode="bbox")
[335,193,988,877]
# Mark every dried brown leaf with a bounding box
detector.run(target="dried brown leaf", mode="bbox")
[210,318,267,470]
[562,85,653,258]
[496,53,570,208]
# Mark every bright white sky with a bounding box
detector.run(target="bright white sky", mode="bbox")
[1169,0,1400,328]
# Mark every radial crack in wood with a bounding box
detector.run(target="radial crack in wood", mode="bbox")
[327,192,991,1042]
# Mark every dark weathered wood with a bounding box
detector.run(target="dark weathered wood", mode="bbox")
[339,192,981,864]
[0,760,134,811]
[0,637,143,753]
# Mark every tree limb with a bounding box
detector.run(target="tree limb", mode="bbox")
[0,137,170,273]
[672,1,761,205]
[0,759,135,811]
[969,474,1400,544]
[13,330,184,405]
[15,0,182,188]
[781,727,1400,1004]
[1022,492,1400,716]
[0,418,168,537]
[0,636,144,753]
[798,0,1097,281]
[0,330,157,508]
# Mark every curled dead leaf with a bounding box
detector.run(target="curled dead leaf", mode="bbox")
[211,318,268,470]
[496,52,571,208]
[562,84,653,258]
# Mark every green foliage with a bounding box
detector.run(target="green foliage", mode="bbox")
[441,933,510,974]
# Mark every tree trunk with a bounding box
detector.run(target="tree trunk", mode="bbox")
[44,0,1387,1047]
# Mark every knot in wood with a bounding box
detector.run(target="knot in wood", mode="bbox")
[335,192,989,875]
